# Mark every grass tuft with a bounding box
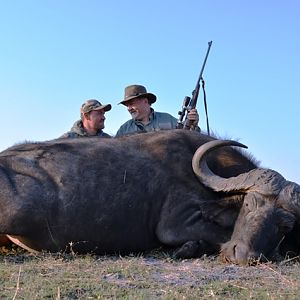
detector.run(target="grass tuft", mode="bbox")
[0,246,299,299]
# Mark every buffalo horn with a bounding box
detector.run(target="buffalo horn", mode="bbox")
[192,140,286,194]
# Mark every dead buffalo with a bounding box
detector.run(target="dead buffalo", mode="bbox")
[0,130,299,264]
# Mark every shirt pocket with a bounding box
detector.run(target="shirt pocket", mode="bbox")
[158,122,173,130]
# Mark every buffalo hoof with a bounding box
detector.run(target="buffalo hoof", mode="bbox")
[173,240,205,259]
[6,235,39,254]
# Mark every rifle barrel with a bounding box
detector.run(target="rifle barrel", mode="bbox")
[194,41,212,89]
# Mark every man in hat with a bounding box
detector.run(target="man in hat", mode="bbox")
[115,84,199,137]
[61,99,112,138]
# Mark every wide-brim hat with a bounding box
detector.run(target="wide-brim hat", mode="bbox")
[118,84,156,105]
[81,99,112,114]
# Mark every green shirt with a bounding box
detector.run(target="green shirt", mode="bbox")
[115,110,178,137]
[60,120,111,138]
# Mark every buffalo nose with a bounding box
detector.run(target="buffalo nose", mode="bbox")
[223,243,259,265]
[234,244,264,265]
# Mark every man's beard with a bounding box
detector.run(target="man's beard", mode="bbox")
[97,121,105,130]
[130,111,139,120]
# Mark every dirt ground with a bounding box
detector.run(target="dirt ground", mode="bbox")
[1,247,299,299]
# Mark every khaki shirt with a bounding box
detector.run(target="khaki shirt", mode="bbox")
[115,110,178,137]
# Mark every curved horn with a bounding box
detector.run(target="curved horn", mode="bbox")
[192,139,285,194]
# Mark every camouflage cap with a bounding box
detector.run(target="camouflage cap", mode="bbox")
[80,99,112,114]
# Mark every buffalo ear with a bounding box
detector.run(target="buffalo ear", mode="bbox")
[277,209,295,234]
[277,182,300,221]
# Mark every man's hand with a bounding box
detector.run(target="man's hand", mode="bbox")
[186,108,199,129]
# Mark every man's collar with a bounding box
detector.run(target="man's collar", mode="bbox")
[134,108,155,125]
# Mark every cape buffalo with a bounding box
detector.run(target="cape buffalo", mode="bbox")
[0,130,299,264]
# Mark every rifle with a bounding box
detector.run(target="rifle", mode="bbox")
[176,41,212,133]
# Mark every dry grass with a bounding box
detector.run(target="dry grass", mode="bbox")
[0,246,299,299]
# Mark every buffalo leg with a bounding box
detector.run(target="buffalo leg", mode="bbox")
[156,191,233,258]
[173,240,219,259]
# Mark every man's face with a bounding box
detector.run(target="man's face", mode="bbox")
[124,97,150,121]
[86,109,106,130]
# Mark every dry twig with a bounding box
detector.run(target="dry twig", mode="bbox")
[12,266,22,300]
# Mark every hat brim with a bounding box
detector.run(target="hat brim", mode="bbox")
[118,93,156,105]
[93,104,112,112]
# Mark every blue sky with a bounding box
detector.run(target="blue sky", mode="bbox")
[0,0,299,183]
